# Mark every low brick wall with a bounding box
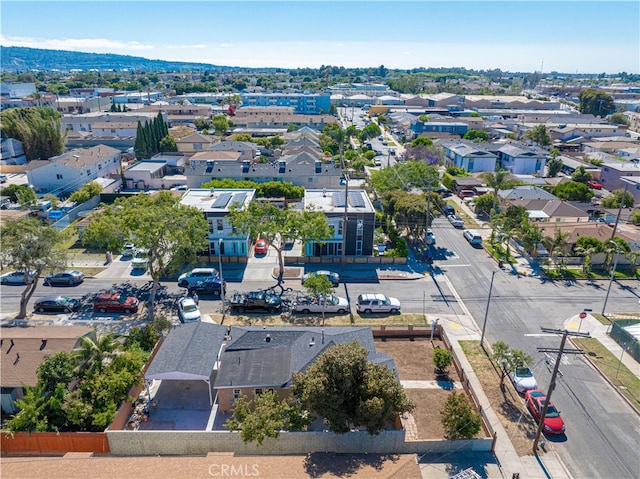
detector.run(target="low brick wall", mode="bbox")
[106,429,492,456]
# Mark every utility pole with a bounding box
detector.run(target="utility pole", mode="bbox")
[533,327,589,453]
[610,180,630,242]
[480,270,497,349]
[602,240,621,315]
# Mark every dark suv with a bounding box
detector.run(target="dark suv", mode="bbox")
[188,277,227,296]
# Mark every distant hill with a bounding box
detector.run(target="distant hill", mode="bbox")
[0,46,231,72]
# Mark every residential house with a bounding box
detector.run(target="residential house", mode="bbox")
[61,111,161,135]
[25,145,122,195]
[175,133,217,156]
[437,140,498,174]
[507,199,590,223]
[548,124,626,143]
[599,161,640,205]
[1,326,94,414]
[208,141,260,162]
[144,322,228,406]
[232,106,337,131]
[0,138,27,165]
[411,121,468,138]
[123,153,187,190]
[179,188,256,257]
[214,326,396,412]
[303,189,375,257]
[499,186,557,204]
[536,222,638,254]
[91,121,138,137]
[490,143,547,176]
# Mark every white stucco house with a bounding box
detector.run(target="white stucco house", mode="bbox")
[25,144,121,195]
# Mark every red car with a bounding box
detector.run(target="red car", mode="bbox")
[587,180,602,190]
[254,238,268,255]
[525,390,566,435]
[93,293,139,314]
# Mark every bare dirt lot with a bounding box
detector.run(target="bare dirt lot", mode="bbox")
[375,338,489,440]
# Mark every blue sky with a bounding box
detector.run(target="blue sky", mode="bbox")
[1,1,638,73]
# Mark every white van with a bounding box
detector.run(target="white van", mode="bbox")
[463,229,482,245]
[177,268,218,288]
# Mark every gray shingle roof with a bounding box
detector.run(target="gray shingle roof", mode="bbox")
[145,322,227,381]
[214,326,393,389]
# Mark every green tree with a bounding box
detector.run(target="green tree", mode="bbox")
[574,236,602,274]
[158,135,177,152]
[578,88,615,116]
[517,220,544,257]
[546,148,563,177]
[600,188,635,209]
[491,340,532,385]
[69,181,102,203]
[292,341,414,435]
[411,136,433,147]
[480,169,508,217]
[43,193,60,208]
[0,218,66,318]
[608,112,630,126]
[15,185,38,209]
[542,228,570,272]
[302,274,335,326]
[224,391,311,445]
[360,122,382,141]
[463,129,490,142]
[81,191,209,319]
[524,124,551,147]
[440,391,482,439]
[287,123,299,132]
[571,165,593,183]
[228,201,332,283]
[552,181,594,202]
[370,162,440,196]
[37,352,76,394]
[629,210,640,225]
[212,115,230,135]
[0,107,65,161]
[474,193,495,217]
[433,347,453,375]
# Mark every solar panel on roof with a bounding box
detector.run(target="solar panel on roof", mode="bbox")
[348,191,365,207]
[231,192,247,206]
[212,192,232,208]
[333,190,346,207]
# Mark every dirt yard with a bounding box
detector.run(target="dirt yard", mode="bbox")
[459,340,538,456]
[375,338,489,440]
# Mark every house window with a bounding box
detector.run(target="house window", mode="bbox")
[56,174,63,180]
[337,221,343,235]
[254,388,263,396]
[98,164,102,170]
[87,169,92,175]
[217,219,223,231]
[267,388,275,394]
[233,389,241,399]
[194,144,202,150]
[208,219,215,233]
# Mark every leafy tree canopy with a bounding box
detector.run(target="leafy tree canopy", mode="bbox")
[552,181,594,202]
[69,181,102,203]
[441,391,482,440]
[608,112,630,126]
[292,341,414,435]
[370,162,439,195]
[201,179,304,199]
[0,106,65,161]
[411,136,433,147]
[463,129,489,142]
[578,88,615,116]
[524,124,551,147]
[600,188,635,209]
[571,165,593,183]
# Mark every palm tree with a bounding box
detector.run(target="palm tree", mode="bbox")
[480,169,508,218]
[74,333,122,373]
[518,221,544,257]
[542,229,570,272]
[574,243,600,275]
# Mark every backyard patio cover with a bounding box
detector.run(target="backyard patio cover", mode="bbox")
[145,322,227,405]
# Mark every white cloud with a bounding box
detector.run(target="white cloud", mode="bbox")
[0,34,154,53]
[220,43,232,48]
[167,44,207,50]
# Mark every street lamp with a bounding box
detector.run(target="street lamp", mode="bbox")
[218,238,225,318]
[601,240,621,316]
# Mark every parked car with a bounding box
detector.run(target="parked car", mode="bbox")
[254,238,269,255]
[458,189,475,199]
[229,290,282,313]
[463,229,482,245]
[508,365,538,394]
[448,214,464,228]
[1,270,36,285]
[44,270,84,286]
[356,293,401,314]
[587,180,603,190]
[131,248,149,270]
[121,243,137,259]
[188,277,226,296]
[34,295,80,313]
[177,268,218,288]
[293,294,349,314]
[444,204,456,216]
[525,390,566,435]
[177,296,201,323]
[93,293,139,314]
[302,270,340,287]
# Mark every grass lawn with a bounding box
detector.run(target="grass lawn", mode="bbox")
[571,337,640,413]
